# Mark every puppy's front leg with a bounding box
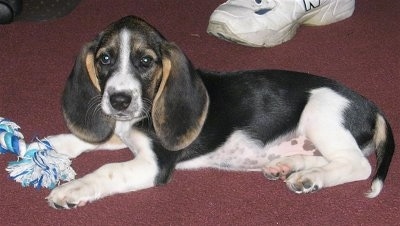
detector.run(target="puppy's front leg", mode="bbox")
[47,134,127,158]
[47,155,158,209]
[47,129,159,209]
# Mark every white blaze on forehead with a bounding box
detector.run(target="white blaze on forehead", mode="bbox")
[104,28,140,92]
[119,29,131,76]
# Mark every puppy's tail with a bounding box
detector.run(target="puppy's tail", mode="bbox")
[365,114,395,198]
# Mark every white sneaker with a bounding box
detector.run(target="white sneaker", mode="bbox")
[207,0,355,47]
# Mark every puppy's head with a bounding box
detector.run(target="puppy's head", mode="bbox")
[63,16,209,150]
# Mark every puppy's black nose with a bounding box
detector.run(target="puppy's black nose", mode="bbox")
[110,93,132,111]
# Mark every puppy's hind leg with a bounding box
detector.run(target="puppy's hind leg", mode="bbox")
[282,88,372,194]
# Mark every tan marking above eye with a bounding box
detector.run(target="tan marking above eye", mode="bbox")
[142,49,157,59]
[96,47,108,58]
[133,49,158,64]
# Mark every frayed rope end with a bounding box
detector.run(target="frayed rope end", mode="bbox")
[1,117,76,189]
[6,139,76,189]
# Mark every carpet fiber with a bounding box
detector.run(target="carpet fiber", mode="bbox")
[0,0,399,225]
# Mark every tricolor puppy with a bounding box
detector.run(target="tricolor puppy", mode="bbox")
[47,15,395,209]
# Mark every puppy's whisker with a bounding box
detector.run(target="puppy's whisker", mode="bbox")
[85,95,103,126]
[140,98,152,129]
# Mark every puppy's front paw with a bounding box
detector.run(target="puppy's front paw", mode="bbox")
[47,179,98,209]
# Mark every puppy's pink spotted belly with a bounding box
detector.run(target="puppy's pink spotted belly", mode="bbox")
[207,135,321,171]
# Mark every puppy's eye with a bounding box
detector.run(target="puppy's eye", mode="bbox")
[140,56,153,67]
[99,53,111,65]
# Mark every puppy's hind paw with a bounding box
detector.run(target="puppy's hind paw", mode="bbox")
[284,170,323,194]
[262,163,293,180]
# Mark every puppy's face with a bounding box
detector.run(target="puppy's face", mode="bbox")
[64,16,209,150]
[93,19,165,121]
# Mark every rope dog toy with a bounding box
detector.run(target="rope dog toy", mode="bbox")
[0,117,75,189]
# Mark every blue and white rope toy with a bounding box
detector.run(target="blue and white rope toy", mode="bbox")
[0,117,76,189]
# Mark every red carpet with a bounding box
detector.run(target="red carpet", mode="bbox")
[1,0,399,225]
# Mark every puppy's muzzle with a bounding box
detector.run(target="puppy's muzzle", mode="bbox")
[110,92,132,111]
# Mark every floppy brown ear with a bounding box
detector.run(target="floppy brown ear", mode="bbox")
[152,43,209,151]
[62,41,115,143]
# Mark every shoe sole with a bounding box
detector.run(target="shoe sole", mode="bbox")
[207,21,265,47]
[207,20,298,47]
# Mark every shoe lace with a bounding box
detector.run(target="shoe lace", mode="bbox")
[253,0,277,15]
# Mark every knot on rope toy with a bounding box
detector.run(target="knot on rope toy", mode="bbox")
[0,117,76,189]
[0,117,26,157]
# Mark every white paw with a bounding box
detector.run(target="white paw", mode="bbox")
[46,179,99,209]
[284,169,324,194]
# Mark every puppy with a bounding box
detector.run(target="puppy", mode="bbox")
[46,15,395,209]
